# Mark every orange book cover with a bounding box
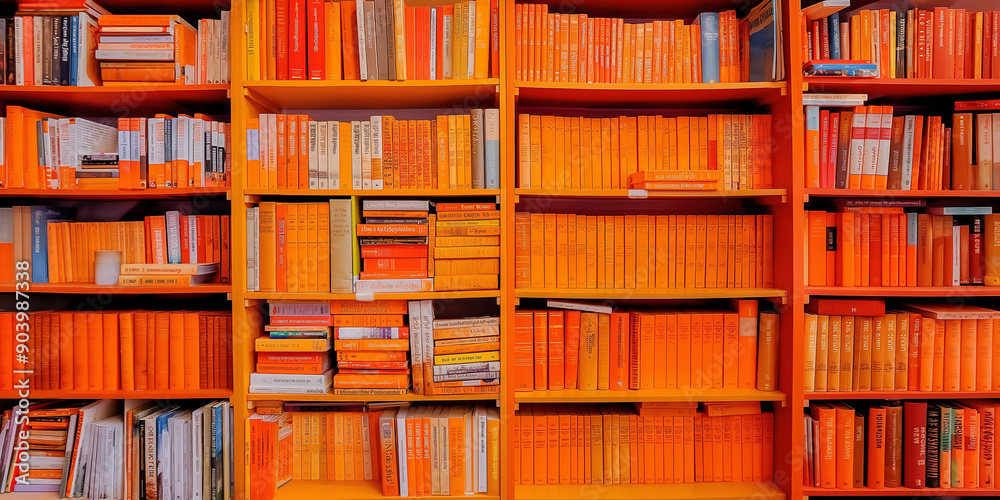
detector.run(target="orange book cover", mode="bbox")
[533,311,549,390]
[83,313,102,391]
[548,311,565,390]
[943,319,962,391]
[734,299,758,389]
[564,311,581,389]
[837,213,856,287]
[101,314,119,391]
[931,319,946,391]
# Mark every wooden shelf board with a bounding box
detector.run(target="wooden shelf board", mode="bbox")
[273,479,498,499]
[245,290,499,301]
[0,389,233,399]
[805,188,1000,198]
[805,390,1000,400]
[0,283,232,295]
[245,188,499,197]
[515,288,787,300]
[804,76,1000,98]
[0,84,230,113]
[805,286,1000,298]
[515,481,785,500]
[516,188,787,199]
[244,79,499,109]
[0,188,229,199]
[515,81,786,107]
[516,388,786,404]
[803,486,998,496]
[247,392,498,402]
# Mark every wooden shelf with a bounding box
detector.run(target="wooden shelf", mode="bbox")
[244,79,499,109]
[804,188,1000,199]
[803,486,1000,496]
[0,84,230,114]
[515,81,787,107]
[515,481,785,500]
[272,479,498,499]
[244,188,499,198]
[805,390,1000,400]
[247,392,498,402]
[804,76,1000,99]
[0,283,232,295]
[805,286,1000,298]
[515,388,785,404]
[0,389,233,399]
[516,189,787,200]
[245,290,499,301]
[515,288,787,300]
[0,187,229,199]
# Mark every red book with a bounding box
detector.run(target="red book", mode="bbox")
[276,0,290,79]
[804,298,886,317]
[306,0,325,79]
[903,402,927,488]
[288,0,308,79]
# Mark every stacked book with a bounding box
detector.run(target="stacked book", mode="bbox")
[95,15,197,84]
[805,400,1000,490]
[251,301,334,394]
[431,202,500,291]
[355,198,431,293]
[408,299,500,396]
[804,203,1000,287]
[332,300,412,395]
[244,0,501,81]
[0,0,107,86]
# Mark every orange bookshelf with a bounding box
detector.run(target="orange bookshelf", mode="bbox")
[514,388,786,404]
[245,188,500,198]
[804,391,1000,400]
[270,479,499,500]
[246,392,499,403]
[243,78,500,109]
[514,288,787,300]
[0,282,232,295]
[514,81,787,106]
[803,76,1000,98]
[0,84,230,114]
[804,188,1000,199]
[802,487,1000,497]
[0,188,230,199]
[244,290,500,301]
[515,482,785,500]
[0,389,234,399]
[804,286,1000,298]
[515,188,787,200]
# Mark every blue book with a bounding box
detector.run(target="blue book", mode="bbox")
[746,0,777,82]
[828,12,841,60]
[484,109,499,189]
[69,15,79,86]
[211,402,224,500]
[695,13,721,83]
[30,206,73,283]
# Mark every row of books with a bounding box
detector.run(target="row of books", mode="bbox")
[804,207,1000,288]
[247,404,498,499]
[514,213,774,290]
[803,7,1000,80]
[246,110,500,191]
[1,106,232,190]
[0,206,231,285]
[246,0,499,81]
[805,400,999,490]
[514,0,782,83]
[515,402,774,485]
[407,300,499,396]
[517,113,773,191]
[0,310,232,392]
[803,301,1000,394]
[0,399,233,499]
[514,302,778,393]
[95,13,229,85]
[249,202,332,293]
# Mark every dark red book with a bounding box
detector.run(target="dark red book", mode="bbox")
[804,298,886,317]
[903,402,927,488]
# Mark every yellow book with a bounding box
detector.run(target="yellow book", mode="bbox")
[474,0,489,78]
[462,114,473,188]
[326,3,342,80]
[246,0,260,80]
[803,313,818,392]
[448,115,459,189]
[579,312,599,390]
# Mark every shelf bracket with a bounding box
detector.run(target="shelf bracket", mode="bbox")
[513,194,519,204]
[804,294,810,305]
[803,193,809,203]
[514,297,520,306]
[496,296,502,306]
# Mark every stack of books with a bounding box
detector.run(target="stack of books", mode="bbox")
[251,301,334,395]
[805,204,1000,287]
[244,0,501,81]
[515,402,774,485]
[0,0,107,86]
[517,112,774,191]
[431,202,500,291]
[332,300,411,395]
[355,199,431,293]
[804,400,999,490]
[95,15,198,84]
[408,299,500,396]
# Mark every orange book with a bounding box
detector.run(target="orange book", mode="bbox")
[84,313,103,391]
[943,319,962,391]
[548,311,565,390]
[734,299,758,390]
[610,312,629,390]
[564,311,581,389]
[533,312,548,390]
[837,213,856,287]
[977,318,994,391]
[101,314,119,391]
[868,406,886,488]
[807,211,827,286]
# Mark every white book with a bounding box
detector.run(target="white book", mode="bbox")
[351,121,363,189]
[977,113,993,190]
[467,1,476,78]
[266,114,278,188]
[802,0,850,22]
[245,208,255,291]
[477,409,487,492]
[860,109,881,184]
[247,384,331,394]
[328,121,340,189]
[429,8,437,80]
[308,120,319,189]
[254,206,260,291]
[847,110,867,184]
[463,408,473,493]
[258,114,269,188]
[33,17,43,86]
[392,0,407,80]
[13,18,23,86]
[440,408,453,494]
[165,211,182,263]
[361,120,372,189]
[442,13,453,79]
[407,300,423,395]
[249,370,334,387]
[360,412,373,480]
[395,408,409,497]
[370,116,383,189]
[900,115,916,190]
[952,222,961,286]
[420,299,434,393]
[992,113,1000,189]
[875,107,893,185]
[220,11,230,83]
[58,118,71,178]
[188,215,198,266]
[177,115,191,185]
[197,20,205,83]
[192,118,206,186]
[76,13,99,86]
[357,0,369,80]
[317,121,328,189]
